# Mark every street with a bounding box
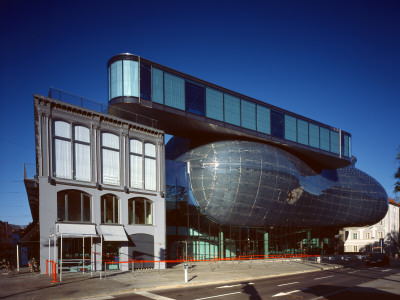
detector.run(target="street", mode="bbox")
[113,265,400,300]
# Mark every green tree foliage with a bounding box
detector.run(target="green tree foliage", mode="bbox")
[395,152,400,193]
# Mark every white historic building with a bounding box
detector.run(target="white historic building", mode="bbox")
[343,199,399,254]
[25,94,166,273]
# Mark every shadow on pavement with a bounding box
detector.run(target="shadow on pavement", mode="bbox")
[303,284,400,299]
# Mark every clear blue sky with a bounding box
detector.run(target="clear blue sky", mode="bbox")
[1,0,399,225]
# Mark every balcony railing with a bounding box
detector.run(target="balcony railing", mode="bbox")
[48,87,158,129]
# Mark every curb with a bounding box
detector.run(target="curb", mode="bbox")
[67,265,344,300]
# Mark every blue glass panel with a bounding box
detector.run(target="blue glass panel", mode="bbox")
[186,81,205,116]
[297,119,308,145]
[140,62,151,100]
[320,127,330,151]
[241,100,256,130]
[284,115,296,142]
[152,68,164,104]
[108,66,110,100]
[343,134,349,157]
[206,88,223,121]
[271,110,284,139]
[309,123,319,148]
[257,105,270,135]
[224,94,240,126]
[330,130,339,154]
[110,61,122,99]
[164,73,185,110]
[123,60,139,97]
[348,136,352,157]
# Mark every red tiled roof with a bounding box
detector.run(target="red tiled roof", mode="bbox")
[389,198,400,207]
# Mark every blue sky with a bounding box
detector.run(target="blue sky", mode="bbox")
[0,0,399,225]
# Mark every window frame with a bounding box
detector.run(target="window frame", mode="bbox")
[57,190,92,223]
[53,120,91,182]
[128,197,153,225]
[100,194,120,224]
[101,132,120,186]
[129,139,157,191]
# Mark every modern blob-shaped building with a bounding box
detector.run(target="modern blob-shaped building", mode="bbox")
[180,140,388,228]
[105,53,389,256]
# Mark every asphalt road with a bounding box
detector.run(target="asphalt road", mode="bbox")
[112,265,400,300]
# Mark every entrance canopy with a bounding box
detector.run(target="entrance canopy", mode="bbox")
[99,225,128,242]
[56,223,98,237]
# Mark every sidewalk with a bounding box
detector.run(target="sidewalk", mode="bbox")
[0,257,360,299]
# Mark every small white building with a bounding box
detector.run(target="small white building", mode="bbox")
[343,198,399,254]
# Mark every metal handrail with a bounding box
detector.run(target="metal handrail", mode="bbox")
[48,87,158,129]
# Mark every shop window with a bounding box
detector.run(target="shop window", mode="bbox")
[101,194,119,224]
[128,198,153,225]
[57,190,91,222]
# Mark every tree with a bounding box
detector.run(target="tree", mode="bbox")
[395,152,400,193]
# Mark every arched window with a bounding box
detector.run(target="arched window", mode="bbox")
[101,194,120,224]
[128,198,152,225]
[57,190,91,222]
[129,139,157,191]
[101,132,120,185]
[53,121,91,181]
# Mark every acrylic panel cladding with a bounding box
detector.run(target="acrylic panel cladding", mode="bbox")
[178,141,388,227]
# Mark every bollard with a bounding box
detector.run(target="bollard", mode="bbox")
[51,262,57,283]
[184,263,188,283]
[46,260,48,275]
[104,262,107,279]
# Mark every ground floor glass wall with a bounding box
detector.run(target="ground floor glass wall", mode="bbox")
[166,159,343,260]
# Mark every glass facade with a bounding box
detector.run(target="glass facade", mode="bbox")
[284,115,297,142]
[180,140,388,228]
[297,119,308,145]
[240,100,256,130]
[166,158,348,259]
[108,55,352,158]
[152,68,164,104]
[186,81,205,116]
[164,73,185,110]
[109,60,138,99]
[271,110,284,139]
[224,94,240,126]
[257,105,270,135]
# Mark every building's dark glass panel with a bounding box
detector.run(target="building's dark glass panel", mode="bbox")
[140,62,151,100]
[185,81,205,116]
[271,110,284,139]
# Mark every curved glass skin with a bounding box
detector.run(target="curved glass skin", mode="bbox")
[180,141,388,227]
